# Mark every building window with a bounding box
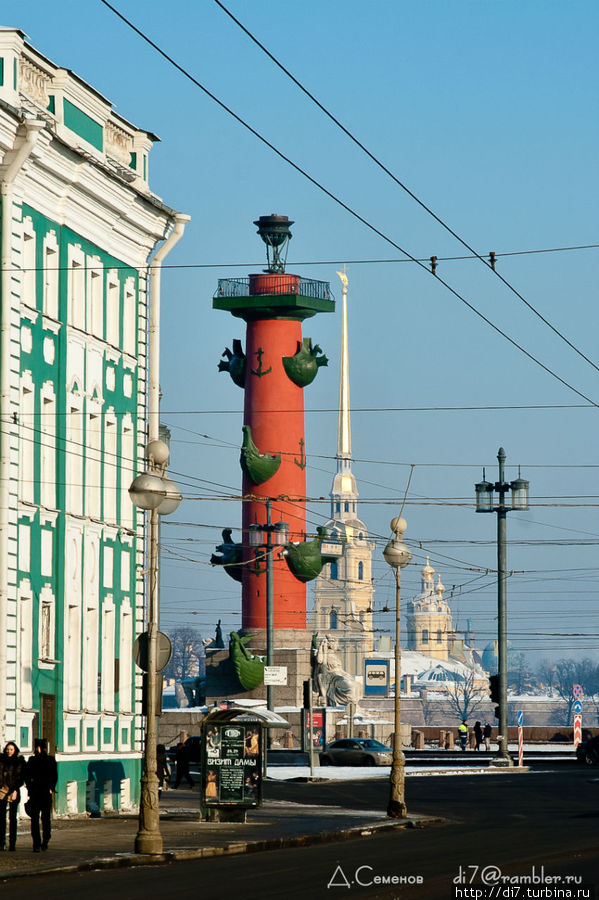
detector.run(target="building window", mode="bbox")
[106,272,120,347]
[344,501,349,513]
[40,384,56,509]
[422,629,429,644]
[119,603,133,713]
[43,232,59,319]
[19,372,35,504]
[329,609,338,629]
[330,561,338,580]
[122,277,136,355]
[19,591,33,708]
[65,602,81,710]
[120,416,134,528]
[82,605,99,711]
[22,217,36,307]
[67,398,84,516]
[101,603,115,711]
[86,409,102,518]
[68,246,85,330]
[104,414,117,522]
[436,630,443,644]
[87,259,103,338]
[39,587,56,662]
[358,561,364,581]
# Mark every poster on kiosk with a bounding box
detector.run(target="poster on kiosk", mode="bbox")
[202,721,263,808]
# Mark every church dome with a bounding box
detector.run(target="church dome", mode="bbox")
[421,555,435,580]
[435,574,445,595]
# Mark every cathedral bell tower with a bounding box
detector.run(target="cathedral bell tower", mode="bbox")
[311,271,375,677]
[406,557,453,661]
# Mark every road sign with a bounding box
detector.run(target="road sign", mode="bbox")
[573,699,582,715]
[132,631,172,672]
[572,684,583,699]
[264,666,287,685]
[517,710,523,727]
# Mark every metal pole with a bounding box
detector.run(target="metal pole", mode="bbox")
[266,499,274,712]
[135,504,162,853]
[497,447,511,765]
[496,447,511,765]
[388,566,406,817]
[308,683,315,777]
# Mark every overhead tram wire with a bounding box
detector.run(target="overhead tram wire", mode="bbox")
[214,0,599,376]
[5,241,599,275]
[99,0,599,409]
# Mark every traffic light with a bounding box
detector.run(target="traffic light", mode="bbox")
[303,679,311,709]
[489,674,500,719]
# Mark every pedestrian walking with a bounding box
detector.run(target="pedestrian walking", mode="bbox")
[0,742,25,850]
[483,722,492,751]
[474,721,483,751]
[156,744,170,798]
[173,741,194,789]
[25,738,57,852]
[458,720,468,751]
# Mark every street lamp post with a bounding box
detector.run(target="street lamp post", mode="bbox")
[129,439,181,854]
[382,516,413,818]
[248,499,289,711]
[475,447,529,766]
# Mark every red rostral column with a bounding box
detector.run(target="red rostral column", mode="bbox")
[213,215,334,632]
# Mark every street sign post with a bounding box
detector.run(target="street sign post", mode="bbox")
[517,710,524,767]
[264,666,287,685]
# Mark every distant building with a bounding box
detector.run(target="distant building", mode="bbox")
[311,273,375,677]
[406,557,453,660]
[0,30,186,813]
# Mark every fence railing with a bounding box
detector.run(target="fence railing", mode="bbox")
[215,276,332,301]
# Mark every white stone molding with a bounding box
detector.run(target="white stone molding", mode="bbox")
[19,56,52,110]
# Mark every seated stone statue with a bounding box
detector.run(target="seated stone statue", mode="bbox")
[312,634,360,707]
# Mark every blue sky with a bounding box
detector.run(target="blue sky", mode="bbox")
[8,1,599,665]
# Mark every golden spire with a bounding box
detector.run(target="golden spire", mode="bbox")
[336,267,351,458]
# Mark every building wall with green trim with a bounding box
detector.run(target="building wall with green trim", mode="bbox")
[0,33,179,816]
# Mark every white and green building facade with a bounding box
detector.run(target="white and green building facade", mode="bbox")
[0,30,186,813]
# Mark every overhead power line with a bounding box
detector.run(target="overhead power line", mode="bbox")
[213,0,599,376]
[5,241,599,273]
[99,0,599,409]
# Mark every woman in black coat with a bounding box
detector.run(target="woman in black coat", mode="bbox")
[0,742,26,850]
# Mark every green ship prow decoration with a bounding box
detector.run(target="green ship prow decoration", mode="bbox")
[230,632,265,691]
[284,526,336,583]
[282,337,328,387]
[218,339,246,388]
[240,425,281,485]
[210,528,243,583]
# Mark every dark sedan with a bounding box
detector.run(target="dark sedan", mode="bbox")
[319,738,393,767]
[575,734,599,765]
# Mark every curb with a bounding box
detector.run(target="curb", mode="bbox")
[0,815,446,882]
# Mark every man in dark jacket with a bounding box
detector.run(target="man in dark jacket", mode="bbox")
[25,738,57,852]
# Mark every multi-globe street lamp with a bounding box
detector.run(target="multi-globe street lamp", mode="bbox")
[382,516,413,818]
[129,439,181,854]
[475,447,529,766]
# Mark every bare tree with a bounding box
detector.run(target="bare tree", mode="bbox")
[443,671,487,722]
[549,658,599,726]
[163,627,205,683]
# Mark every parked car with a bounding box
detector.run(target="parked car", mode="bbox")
[575,734,599,765]
[319,738,393,767]
[166,735,203,766]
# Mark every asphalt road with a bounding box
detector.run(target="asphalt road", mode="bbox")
[5,767,599,900]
